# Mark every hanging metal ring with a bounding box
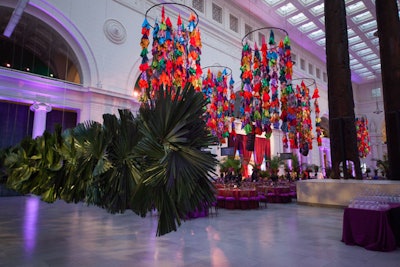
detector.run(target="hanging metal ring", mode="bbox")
[201,64,233,76]
[291,78,316,88]
[241,26,289,46]
[145,2,199,28]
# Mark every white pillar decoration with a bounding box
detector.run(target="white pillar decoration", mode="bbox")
[30,102,52,138]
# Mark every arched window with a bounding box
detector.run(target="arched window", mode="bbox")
[0,6,81,83]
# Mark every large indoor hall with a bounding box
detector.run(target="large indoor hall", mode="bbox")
[1,0,400,266]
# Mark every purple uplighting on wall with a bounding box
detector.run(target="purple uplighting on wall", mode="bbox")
[23,197,39,254]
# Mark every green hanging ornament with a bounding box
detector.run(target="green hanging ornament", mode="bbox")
[284,35,290,46]
[269,30,275,45]
[244,123,252,134]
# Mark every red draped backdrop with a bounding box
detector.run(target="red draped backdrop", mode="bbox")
[228,134,271,178]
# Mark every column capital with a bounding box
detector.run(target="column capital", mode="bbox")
[30,102,52,113]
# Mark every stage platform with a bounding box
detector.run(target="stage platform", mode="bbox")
[296,179,400,207]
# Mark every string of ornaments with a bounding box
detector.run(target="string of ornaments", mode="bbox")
[138,5,202,103]
[138,5,235,142]
[239,29,321,155]
[202,68,234,143]
[356,117,371,158]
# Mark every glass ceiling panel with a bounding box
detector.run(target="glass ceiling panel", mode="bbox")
[362,54,378,61]
[350,59,359,65]
[310,3,324,16]
[288,13,307,25]
[256,0,398,84]
[351,11,373,24]
[351,63,364,69]
[348,36,362,45]
[356,48,373,57]
[365,29,377,39]
[371,38,379,46]
[262,0,285,6]
[298,21,317,33]
[316,38,325,46]
[299,0,319,6]
[359,71,373,77]
[350,42,367,51]
[308,29,325,39]
[346,1,366,15]
[371,64,381,71]
[276,3,297,16]
[347,29,356,37]
[358,20,377,31]
[367,59,380,65]
[354,67,369,74]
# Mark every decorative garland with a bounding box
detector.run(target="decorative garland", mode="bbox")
[313,87,321,146]
[239,29,293,141]
[356,117,371,158]
[138,5,202,102]
[297,81,313,156]
[202,67,233,143]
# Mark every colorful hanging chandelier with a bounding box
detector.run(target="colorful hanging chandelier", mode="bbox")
[202,66,234,143]
[138,3,202,103]
[283,78,320,156]
[355,116,371,158]
[239,28,293,139]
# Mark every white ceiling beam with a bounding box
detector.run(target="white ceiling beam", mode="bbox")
[3,0,30,38]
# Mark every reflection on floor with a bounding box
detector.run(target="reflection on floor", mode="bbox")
[0,196,399,267]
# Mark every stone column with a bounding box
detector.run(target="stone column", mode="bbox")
[324,0,362,179]
[376,0,400,180]
[30,103,52,138]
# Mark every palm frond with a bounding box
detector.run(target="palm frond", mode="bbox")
[132,84,218,236]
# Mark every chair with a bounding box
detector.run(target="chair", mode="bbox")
[224,190,236,209]
[267,188,278,203]
[257,187,268,208]
[238,190,250,209]
[248,190,260,209]
[278,187,292,203]
[289,183,297,200]
[216,191,226,209]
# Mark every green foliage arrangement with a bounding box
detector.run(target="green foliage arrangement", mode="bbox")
[219,156,241,174]
[374,153,389,178]
[3,84,218,236]
[268,155,282,174]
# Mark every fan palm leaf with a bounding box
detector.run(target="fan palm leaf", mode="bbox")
[132,84,218,236]
[94,110,143,213]
[71,120,112,204]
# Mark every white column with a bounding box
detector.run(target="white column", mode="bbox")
[30,103,52,138]
[319,146,325,175]
[270,128,283,158]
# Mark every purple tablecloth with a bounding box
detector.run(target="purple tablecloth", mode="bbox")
[342,205,400,252]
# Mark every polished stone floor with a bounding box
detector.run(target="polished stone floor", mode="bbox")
[0,196,399,267]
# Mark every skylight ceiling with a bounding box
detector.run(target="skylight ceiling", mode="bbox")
[254,0,400,84]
